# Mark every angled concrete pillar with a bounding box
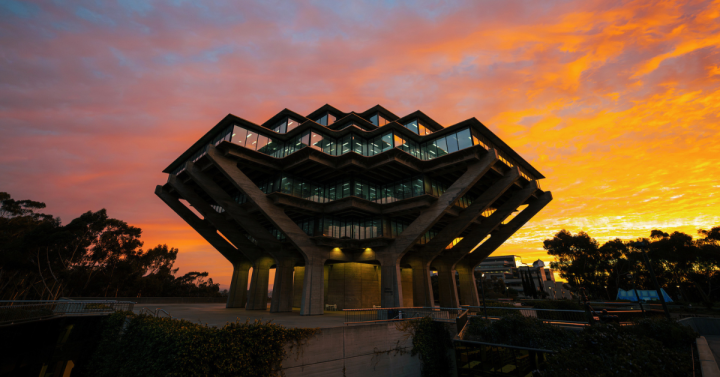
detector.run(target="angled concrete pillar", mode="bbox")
[401,268,413,307]
[301,257,326,315]
[436,266,458,309]
[292,266,304,308]
[247,259,274,310]
[228,262,252,308]
[456,264,479,307]
[407,256,435,307]
[155,186,252,309]
[378,152,499,308]
[205,145,331,316]
[270,259,295,312]
[434,181,540,308]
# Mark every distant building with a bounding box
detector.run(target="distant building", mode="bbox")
[476,256,573,299]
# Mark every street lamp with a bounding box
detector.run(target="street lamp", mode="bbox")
[480,273,488,320]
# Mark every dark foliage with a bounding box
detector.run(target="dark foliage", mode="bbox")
[398,317,453,377]
[0,192,221,299]
[465,314,576,351]
[85,312,319,377]
[545,227,720,302]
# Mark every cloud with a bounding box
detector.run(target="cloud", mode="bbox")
[1,0,719,285]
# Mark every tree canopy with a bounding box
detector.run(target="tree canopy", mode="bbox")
[0,192,221,300]
[545,227,720,302]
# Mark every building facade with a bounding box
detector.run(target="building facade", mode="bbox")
[156,105,552,315]
[476,256,557,296]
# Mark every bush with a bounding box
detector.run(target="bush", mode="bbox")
[544,324,694,377]
[465,315,576,351]
[526,300,584,311]
[85,312,319,377]
[398,317,453,377]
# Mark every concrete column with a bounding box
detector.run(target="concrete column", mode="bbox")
[380,260,403,308]
[401,268,414,307]
[292,266,305,308]
[247,258,274,310]
[456,262,480,307]
[270,259,295,313]
[436,264,460,308]
[227,262,252,308]
[300,257,326,315]
[407,258,434,307]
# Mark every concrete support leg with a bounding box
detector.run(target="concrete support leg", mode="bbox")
[227,262,251,308]
[270,260,295,313]
[300,257,326,315]
[247,259,273,310]
[437,265,460,308]
[380,262,403,308]
[401,268,414,307]
[293,266,304,308]
[457,263,480,307]
[409,259,434,307]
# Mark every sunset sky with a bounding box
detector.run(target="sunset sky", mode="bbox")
[1,0,719,289]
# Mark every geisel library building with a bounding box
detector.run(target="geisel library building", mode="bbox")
[156,104,552,315]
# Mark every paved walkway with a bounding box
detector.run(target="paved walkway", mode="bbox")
[132,303,346,328]
[706,336,720,363]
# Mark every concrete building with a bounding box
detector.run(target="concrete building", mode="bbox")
[476,256,557,296]
[156,104,551,315]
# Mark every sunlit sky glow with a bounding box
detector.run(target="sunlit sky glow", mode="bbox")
[1,0,719,289]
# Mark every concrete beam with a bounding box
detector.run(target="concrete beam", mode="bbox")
[205,145,330,315]
[377,150,499,308]
[155,186,250,308]
[432,181,540,307]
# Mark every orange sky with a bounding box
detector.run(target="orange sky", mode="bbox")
[1,0,718,289]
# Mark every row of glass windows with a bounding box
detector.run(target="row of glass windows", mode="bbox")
[271,118,301,134]
[257,173,476,206]
[172,120,524,180]
[295,216,434,240]
[403,120,433,136]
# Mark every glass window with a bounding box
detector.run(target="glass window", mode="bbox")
[369,114,379,126]
[341,135,351,154]
[287,118,300,133]
[426,141,437,159]
[371,137,381,156]
[256,135,269,152]
[246,131,259,150]
[352,135,363,154]
[394,134,404,149]
[403,179,412,198]
[310,132,323,151]
[405,120,419,134]
[419,123,428,135]
[328,114,336,125]
[232,126,247,147]
[446,133,459,153]
[273,120,287,134]
[381,133,393,152]
[316,115,327,126]
[435,137,448,157]
[457,129,473,150]
[413,177,424,196]
[281,176,292,194]
[394,183,404,200]
[341,181,350,198]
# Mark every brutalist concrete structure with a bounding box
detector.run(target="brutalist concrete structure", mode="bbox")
[156,105,551,315]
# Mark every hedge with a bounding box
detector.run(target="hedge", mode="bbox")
[85,312,319,377]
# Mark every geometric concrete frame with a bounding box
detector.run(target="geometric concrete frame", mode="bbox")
[156,104,551,315]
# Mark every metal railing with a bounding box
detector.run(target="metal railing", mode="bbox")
[464,306,589,324]
[0,300,135,325]
[138,307,173,318]
[344,307,465,324]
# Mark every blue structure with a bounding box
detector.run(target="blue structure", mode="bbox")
[616,288,673,303]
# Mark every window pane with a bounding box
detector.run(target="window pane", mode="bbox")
[457,129,473,150]
[232,126,247,147]
[328,114,336,125]
[245,131,259,150]
[317,115,327,126]
[257,135,269,152]
[380,116,389,126]
[310,132,323,151]
[426,140,437,159]
[342,181,350,198]
[435,137,448,157]
[371,137,381,155]
[341,135,351,154]
[413,177,424,196]
[394,134,404,148]
[369,114,379,126]
[381,133,393,152]
[287,118,300,132]
[446,133,459,153]
[419,123,428,135]
[405,120,419,134]
[352,135,363,154]
[403,179,412,198]
[369,185,377,202]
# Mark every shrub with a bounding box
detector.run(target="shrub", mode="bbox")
[526,300,584,311]
[465,315,576,351]
[397,317,453,377]
[85,312,319,377]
